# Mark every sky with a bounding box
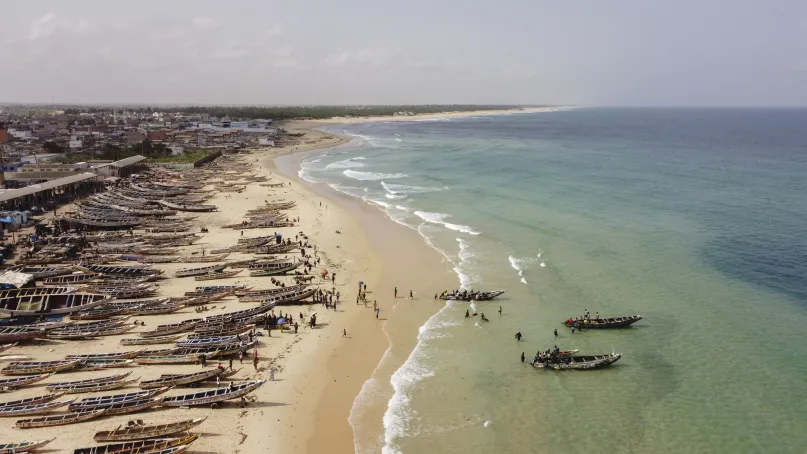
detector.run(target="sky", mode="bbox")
[1,0,806,106]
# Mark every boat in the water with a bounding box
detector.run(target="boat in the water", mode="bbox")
[15,409,104,428]
[531,353,622,370]
[72,435,198,454]
[160,380,264,407]
[439,289,506,301]
[1,360,80,376]
[0,294,112,317]
[0,438,54,452]
[94,416,207,442]
[562,315,643,329]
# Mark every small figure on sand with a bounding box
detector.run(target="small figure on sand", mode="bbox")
[465,309,470,318]
[554,329,558,337]
[375,308,380,319]
[343,329,347,337]
[515,331,522,341]
[409,290,413,299]
[498,306,502,314]
[394,287,398,298]
[270,367,275,381]
[521,352,525,362]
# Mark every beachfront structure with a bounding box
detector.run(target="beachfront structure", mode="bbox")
[0,172,103,212]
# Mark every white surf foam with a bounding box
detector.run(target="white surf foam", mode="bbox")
[325,157,368,170]
[508,252,542,284]
[414,211,481,236]
[382,182,444,195]
[385,193,408,200]
[344,170,408,181]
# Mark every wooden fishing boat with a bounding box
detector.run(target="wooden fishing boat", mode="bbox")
[73,359,134,371]
[161,380,264,407]
[120,335,180,345]
[175,263,227,278]
[531,353,622,370]
[94,416,207,442]
[78,265,159,277]
[127,303,184,316]
[188,326,251,339]
[135,352,216,365]
[439,289,507,301]
[66,350,142,361]
[194,269,241,281]
[0,374,50,390]
[157,200,216,212]
[181,292,231,306]
[249,262,299,277]
[264,288,317,305]
[16,409,103,428]
[0,294,112,317]
[44,330,99,340]
[176,336,240,348]
[0,399,73,416]
[46,371,132,389]
[252,243,298,254]
[2,360,80,376]
[108,297,168,309]
[86,286,156,299]
[185,285,245,297]
[42,273,99,285]
[194,320,254,334]
[10,266,73,279]
[0,392,65,408]
[0,328,43,344]
[78,397,162,416]
[49,378,138,394]
[0,354,30,362]
[0,286,78,298]
[72,435,198,454]
[562,315,643,329]
[236,283,306,299]
[139,320,199,338]
[180,253,229,263]
[140,368,221,389]
[52,324,135,338]
[70,307,126,320]
[68,388,168,412]
[0,438,54,452]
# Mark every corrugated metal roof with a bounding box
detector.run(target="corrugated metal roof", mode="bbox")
[0,172,100,203]
[111,155,147,168]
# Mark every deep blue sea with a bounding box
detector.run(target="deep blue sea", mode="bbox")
[298,108,807,453]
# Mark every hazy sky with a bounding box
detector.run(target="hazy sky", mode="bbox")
[2,0,806,106]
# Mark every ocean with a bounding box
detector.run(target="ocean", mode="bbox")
[296,108,807,453]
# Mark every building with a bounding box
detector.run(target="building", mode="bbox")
[0,172,103,212]
[126,130,146,145]
[68,139,83,149]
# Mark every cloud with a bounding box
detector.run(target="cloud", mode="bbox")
[266,23,283,37]
[191,17,218,29]
[29,12,89,40]
[323,48,395,67]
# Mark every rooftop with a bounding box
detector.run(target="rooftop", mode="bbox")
[111,155,147,168]
[0,172,100,203]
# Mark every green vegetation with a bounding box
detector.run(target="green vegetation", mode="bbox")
[144,150,213,163]
[55,142,212,164]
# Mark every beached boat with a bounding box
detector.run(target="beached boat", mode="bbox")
[181,292,231,306]
[86,285,156,299]
[0,328,43,344]
[175,263,227,278]
[16,409,104,429]
[188,325,251,338]
[194,269,241,281]
[78,265,159,277]
[0,399,73,416]
[140,368,222,389]
[46,371,132,390]
[0,374,50,390]
[135,352,215,365]
[0,286,78,298]
[70,307,126,320]
[48,378,138,394]
[72,435,198,454]
[175,336,241,348]
[94,416,207,442]
[127,303,184,316]
[139,320,199,338]
[185,285,245,297]
[249,262,300,277]
[44,330,98,340]
[120,335,181,345]
[161,380,264,407]
[42,274,98,285]
[10,266,72,279]
[562,315,643,329]
[73,359,134,371]
[77,397,162,416]
[66,351,141,361]
[157,200,216,212]
[68,388,169,412]
[2,360,80,376]
[264,288,317,305]
[0,293,112,317]
[531,353,622,370]
[180,253,229,263]
[0,392,65,408]
[252,243,298,254]
[0,438,54,452]
[236,283,306,300]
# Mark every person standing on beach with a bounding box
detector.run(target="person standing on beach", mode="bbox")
[229,358,233,370]
[373,301,377,311]
[394,287,398,298]
[515,331,522,341]
[253,356,259,372]
[343,329,347,337]
[409,290,413,299]
[375,308,380,319]
[239,351,244,364]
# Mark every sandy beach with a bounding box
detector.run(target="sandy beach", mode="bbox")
[1,119,459,453]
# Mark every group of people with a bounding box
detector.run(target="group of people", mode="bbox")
[532,346,568,364]
[438,289,479,301]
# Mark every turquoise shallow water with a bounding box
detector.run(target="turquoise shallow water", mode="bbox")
[298,108,807,453]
